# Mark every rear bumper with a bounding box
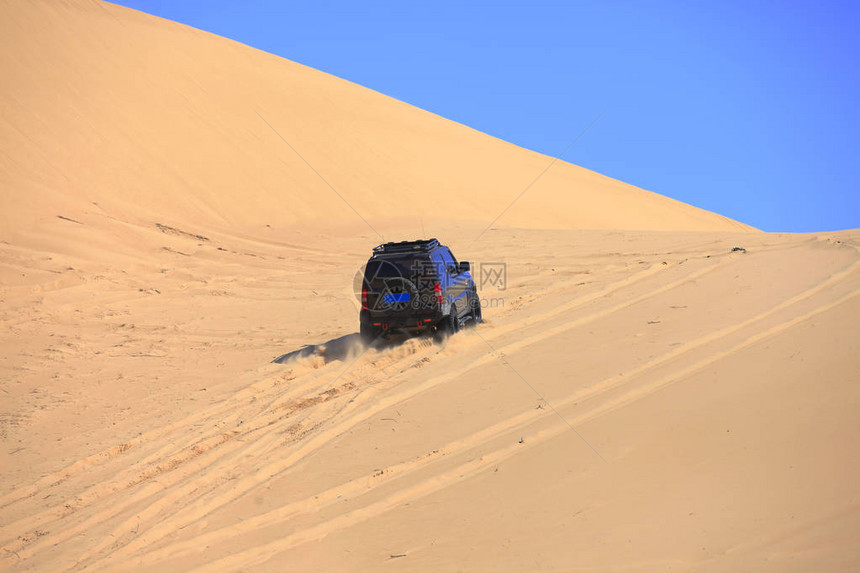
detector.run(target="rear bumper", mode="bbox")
[360,310,441,332]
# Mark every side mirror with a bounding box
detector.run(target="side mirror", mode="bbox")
[458,261,470,273]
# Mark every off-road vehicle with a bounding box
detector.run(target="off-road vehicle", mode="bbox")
[359,238,481,343]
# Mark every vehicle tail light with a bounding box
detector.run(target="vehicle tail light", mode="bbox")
[361,288,368,310]
[434,283,443,306]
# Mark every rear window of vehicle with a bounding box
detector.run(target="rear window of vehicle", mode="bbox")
[365,256,434,281]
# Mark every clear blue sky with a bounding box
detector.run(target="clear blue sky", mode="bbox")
[113,0,858,232]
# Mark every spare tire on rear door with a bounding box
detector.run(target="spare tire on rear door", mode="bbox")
[379,276,419,313]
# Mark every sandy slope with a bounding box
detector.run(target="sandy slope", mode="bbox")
[1,0,752,248]
[1,224,858,572]
[2,1,859,572]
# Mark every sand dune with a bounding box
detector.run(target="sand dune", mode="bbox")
[2,1,858,572]
[1,0,751,248]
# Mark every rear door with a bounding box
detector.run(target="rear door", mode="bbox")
[364,255,429,314]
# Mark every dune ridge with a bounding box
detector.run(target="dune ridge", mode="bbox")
[2,0,752,253]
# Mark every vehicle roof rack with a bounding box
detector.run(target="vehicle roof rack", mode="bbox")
[373,238,440,254]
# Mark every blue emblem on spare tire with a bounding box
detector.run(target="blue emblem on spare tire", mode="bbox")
[384,293,410,303]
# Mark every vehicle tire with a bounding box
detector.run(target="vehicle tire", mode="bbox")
[360,323,379,346]
[434,306,458,342]
[468,288,482,327]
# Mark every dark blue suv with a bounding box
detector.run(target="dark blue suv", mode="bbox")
[359,238,481,343]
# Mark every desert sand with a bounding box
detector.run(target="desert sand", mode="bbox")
[1,1,858,572]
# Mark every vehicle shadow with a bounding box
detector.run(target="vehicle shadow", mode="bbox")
[271,333,361,365]
[271,331,432,365]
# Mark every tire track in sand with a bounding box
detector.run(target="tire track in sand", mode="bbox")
[111,259,859,570]
[0,259,667,515]
[0,341,437,566]
[1,259,711,570]
[177,279,860,572]
[82,259,730,569]
[0,260,668,527]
